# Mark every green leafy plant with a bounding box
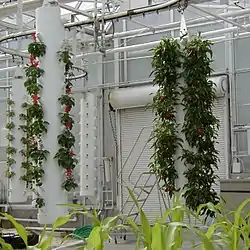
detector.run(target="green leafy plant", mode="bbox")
[181,36,220,216]
[5,98,16,179]
[149,38,182,197]
[19,32,49,208]
[54,42,78,192]
[0,211,77,250]
[59,203,125,250]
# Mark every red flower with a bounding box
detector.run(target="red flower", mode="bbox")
[32,94,39,104]
[66,168,73,178]
[33,60,39,68]
[65,105,71,113]
[29,55,35,64]
[69,151,76,157]
[159,96,165,101]
[32,32,36,41]
[197,128,203,136]
[165,114,174,119]
[65,122,72,129]
[66,87,72,94]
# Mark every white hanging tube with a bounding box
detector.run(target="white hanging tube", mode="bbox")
[109,76,228,110]
[103,157,111,183]
[36,4,68,224]
[79,95,97,197]
[9,66,27,203]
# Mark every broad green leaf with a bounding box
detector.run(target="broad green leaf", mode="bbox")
[87,226,102,250]
[135,237,141,250]
[151,222,162,250]
[125,217,139,232]
[38,224,47,245]
[102,215,120,229]
[52,214,73,231]
[140,208,152,250]
[39,235,53,250]
[127,188,140,209]
[0,237,13,250]
[0,213,28,247]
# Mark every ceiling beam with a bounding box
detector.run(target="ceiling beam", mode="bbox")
[0,0,73,19]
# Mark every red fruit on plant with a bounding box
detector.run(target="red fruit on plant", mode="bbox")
[32,32,36,41]
[69,151,76,156]
[66,168,73,178]
[65,122,72,129]
[165,113,174,119]
[197,128,203,136]
[159,96,165,101]
[32,60,39,68]
[29,55,35,64]
[66,87,72,94]
[32,94,39,104]
[65,105,71,113]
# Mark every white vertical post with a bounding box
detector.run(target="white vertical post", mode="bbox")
[79,95,98,198]
[175,13,189,190]
[36,3,68,224]
[9,66,27,203]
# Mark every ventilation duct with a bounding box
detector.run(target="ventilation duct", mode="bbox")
[109,76,228,110]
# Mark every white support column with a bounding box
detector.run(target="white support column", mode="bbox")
[9,66,27,203]
[36,3,68,224]
[79,94,98,198]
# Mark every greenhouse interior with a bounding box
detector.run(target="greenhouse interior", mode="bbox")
[0,0,250,249]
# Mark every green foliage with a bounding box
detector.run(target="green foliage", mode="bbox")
[149,38,182,196]
[55,44,78,192]
[5,97,16,179]
[181,36,220,216]
[2,194,250,249]
[19,37,49,208]
[150,36,220,214]
[28,42,46,58]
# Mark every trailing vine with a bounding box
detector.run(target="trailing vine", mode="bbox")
[19,32,49,208]
[181,36,220,216]
[149,38,182,197]
[5,97,16,179]
[54,43,78,192]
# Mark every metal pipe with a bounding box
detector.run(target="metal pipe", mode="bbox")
[1,215,77,222]
[0,0,73,19]
[190,4,249,31]
[100,23,250,55]
[66,0,180,28]
[0,18,225,60]
[0,4,250,47]
[0,0,180,44]
[68,7,250,39]
[26,226,77,231]
[0,26,250,74]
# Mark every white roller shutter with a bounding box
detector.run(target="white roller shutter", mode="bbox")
[119,97,228,224]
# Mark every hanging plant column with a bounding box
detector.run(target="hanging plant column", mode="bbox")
[181,36,220,215]
[5,98,16,179]
[55,45,78,192]
[19,33,49,208]
[149,38,182,197]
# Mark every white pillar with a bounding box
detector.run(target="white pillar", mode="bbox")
[79,95,98,198]
[36,3,68,224]
[9,66,27,203]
